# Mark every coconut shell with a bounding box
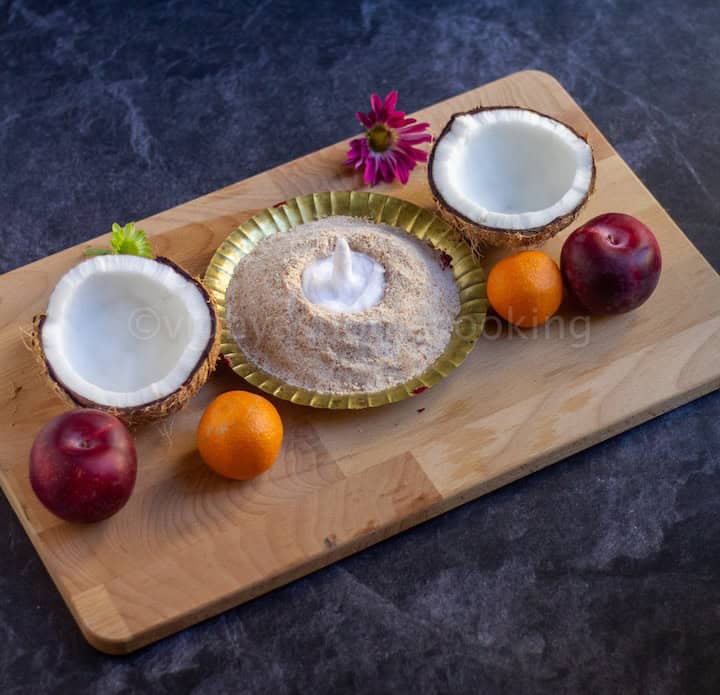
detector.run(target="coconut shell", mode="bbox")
[428,106,596,250]
[31,256,221,428]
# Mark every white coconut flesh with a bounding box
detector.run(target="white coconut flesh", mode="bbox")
[431,108,594,230]
[41,255,213,409]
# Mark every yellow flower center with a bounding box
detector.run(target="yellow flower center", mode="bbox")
[368,124,393,153]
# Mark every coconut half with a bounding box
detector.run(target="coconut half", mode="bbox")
[33,255,220,426]
[429,106,596,248]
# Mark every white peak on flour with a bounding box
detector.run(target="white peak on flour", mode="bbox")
[301,237,385,314]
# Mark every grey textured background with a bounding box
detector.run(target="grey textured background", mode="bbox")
[2,1,720,693]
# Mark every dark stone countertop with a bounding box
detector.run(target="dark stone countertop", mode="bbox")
[2,1,719,693]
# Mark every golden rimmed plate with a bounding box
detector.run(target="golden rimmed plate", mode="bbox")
[203,191,488,409]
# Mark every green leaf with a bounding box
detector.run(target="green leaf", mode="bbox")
[84,221,155,258]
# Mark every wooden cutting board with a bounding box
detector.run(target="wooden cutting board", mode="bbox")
[2,70,719,655]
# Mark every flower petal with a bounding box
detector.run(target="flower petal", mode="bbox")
[394,157,410,184]
[382,91,398,119]
[396,141,429,162]
[345,137,373,169]
[413,150,429,163]
[376,155,387,182]
[370,93,383,118]
[387,113,409,128]
[356,111,375,129]
[363,155,380,185]
[406,148,429,163]
[397,132,433,145]
[387,163,398,182]
[398,121,431,134]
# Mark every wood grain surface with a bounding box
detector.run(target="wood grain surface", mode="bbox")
[2,70,719,654]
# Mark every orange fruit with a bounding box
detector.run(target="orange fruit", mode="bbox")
[197,391,283,480]
[487,250,563,328]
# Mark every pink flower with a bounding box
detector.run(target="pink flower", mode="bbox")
[344,91,432,186]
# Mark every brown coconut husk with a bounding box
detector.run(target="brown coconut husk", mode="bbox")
[31,256,221,428]
[428,106,597,252]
